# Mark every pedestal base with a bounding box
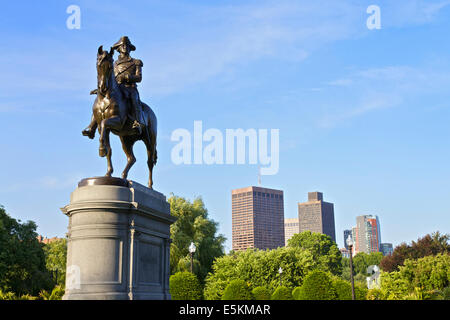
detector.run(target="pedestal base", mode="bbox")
[61,177,176,300]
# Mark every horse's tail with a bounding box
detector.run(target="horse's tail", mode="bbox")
[142,102,158,166]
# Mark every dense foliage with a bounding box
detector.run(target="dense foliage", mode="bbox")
[287,231,342,275]
[270,286,293,300]
[204,247,317,300]
[221,279,253,300]
[169,271,203,300]
[380,232,449,272]
[0,206,53,296]
[169,196,226,283]
[332,279,352,300]
[341,252,383,285]
[252,286,272,300]
[43,238,67,287]
[294,270,337,300]
[379,253,449,300]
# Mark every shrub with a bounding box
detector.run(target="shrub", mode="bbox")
[0,291,38,300]
[442,287,450,300]
[354,284,367,300]
[17,294,38,300]
[366,288,383,300]
[292,287,302,300]
[39,285,65,300]
[252,286,271,300]
[271,286,293,300]
[296,271,337,300]
[170,272,203,300]
[222,279,253,300]
[0,291,17,300]
[333,279,352,300]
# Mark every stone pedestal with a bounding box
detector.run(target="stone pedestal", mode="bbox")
[61,177,176,300]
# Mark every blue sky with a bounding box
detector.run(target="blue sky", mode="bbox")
[1,0,450,252]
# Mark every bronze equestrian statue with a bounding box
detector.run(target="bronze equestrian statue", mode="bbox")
[82,36,157,188]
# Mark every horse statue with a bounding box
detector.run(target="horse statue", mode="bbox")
[82,44,157,188]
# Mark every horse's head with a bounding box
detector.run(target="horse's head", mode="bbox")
[96,45,115,95]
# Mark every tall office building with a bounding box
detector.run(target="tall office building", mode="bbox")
[355,215,381,254]
[284,217,299,246]
[232,186,285,251]
[298,192,336,243]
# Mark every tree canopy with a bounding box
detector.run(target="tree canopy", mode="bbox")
[169,195,226,283]
[43,238,67,287]
[379,253,449,300]
[287,231,342,275]
[380,232,450,272]
[0,206,53,295]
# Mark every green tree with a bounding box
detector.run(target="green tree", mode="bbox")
[352,252,383,275]
[295,270,337,300]
[333,279,352,300]
[43,238,67,287]
[169,196,226,284]
[379,271,411,300]
[222,279,253,300]
[169,271,203,300]
[288,231,342,275]
[399,253,449,293]
[0,206,53,296]
[354,284,367,300]
[379,254,449,300]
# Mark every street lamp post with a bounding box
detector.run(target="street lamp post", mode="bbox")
[346,235,356,300]
[189,242,196,273]
[278,267,283,287]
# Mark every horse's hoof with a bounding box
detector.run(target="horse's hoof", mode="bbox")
[99,147,106,157]
[82,128,95,139]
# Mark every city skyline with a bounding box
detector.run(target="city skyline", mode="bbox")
[1,0,450,253]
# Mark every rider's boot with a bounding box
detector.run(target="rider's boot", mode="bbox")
[132,120,142,135]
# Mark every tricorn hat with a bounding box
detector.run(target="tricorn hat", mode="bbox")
[112,36,136,51]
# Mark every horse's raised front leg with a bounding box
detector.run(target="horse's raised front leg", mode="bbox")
[120,136,136,180]
[82,114,97,139]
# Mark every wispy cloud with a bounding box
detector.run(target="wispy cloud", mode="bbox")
[318,65,450,128]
